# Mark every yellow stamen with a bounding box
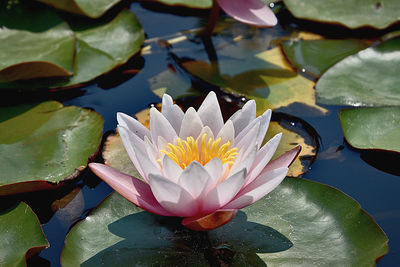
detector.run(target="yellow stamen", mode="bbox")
[160,133,238,169]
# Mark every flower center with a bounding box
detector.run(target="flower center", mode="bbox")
[160,134,238,169]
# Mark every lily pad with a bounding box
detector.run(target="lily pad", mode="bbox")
[0,202,49,267]
[149,0,212,9]
[316,37,400,107]
[61,177,388,266]
[38,0,121,18]
[176,47,327,115]
[0,3,144,89]
[283,0,400,29]
[339,107,400,153]
[0,0,75,82]
[0,101,103,196]
[281,39,368,77]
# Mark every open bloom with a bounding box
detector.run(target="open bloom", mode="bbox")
[90,92,299,230]
[217,0,277,27]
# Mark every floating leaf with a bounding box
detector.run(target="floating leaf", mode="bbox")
[149,0,212,8]
[283,0,400,29]
[281,39,368,77]
[176,47,327,115]
[0,202,49,267]
[0,4,144,89]
[316,38,400,107]
[0,1,75,82]
[339,107,400,153]
[61,177,388,266]
[0,101,103,195]
[37,0,121,18]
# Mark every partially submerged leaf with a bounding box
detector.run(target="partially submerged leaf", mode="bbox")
[0,1,75,82]
[0,202,49,267]
[284,0,400,29]
[316,37,400,107]
[0,101,104,195]
[38,0,121,18]
[281,39,368,77]
[339,107,400,153]
[61,177,388,266]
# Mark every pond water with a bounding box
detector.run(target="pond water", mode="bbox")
[2,1,399,266]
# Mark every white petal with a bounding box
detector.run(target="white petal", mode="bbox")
[162,156,183,184]
[179,161,212,199]
[230,145,257,175]
[245,133,282,186]
[235,120,260,152]
[202,169,246,213]
[179,107,204,139]
[198,126,214,140]
[216,120,235,145]
[224,167,288,210]
[117,112,150,140]
[118,125,146,181]
[150,107,177,144]
[235,116,260,145]
[143,135,161,167]
[256,109,272,149]
[162,94,184,133]
[149,174,199,217]
[197,91,224,136]
[203,158,224,186]
[228,100,256,137]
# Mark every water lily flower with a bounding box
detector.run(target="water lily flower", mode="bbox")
[217,0,277,27]
[89,92,300,231]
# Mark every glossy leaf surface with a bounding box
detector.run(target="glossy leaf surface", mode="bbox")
[61,177,388,266]
[339,107,400,153]
[281,39,368,77]
[0,1,75,82]
[284,0,400,29]
[316,38,400,107]
[38,0,121,18]
[0,101,103,195]
[149,0,212,8]
[0,202,48,267]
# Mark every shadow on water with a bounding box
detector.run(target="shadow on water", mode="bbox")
[82,211,292,267]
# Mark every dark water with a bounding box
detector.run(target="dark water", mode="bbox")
[6,2,398,266]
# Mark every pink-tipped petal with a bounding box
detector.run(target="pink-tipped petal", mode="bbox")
[229,99,256,136]
[224,167,288,210]
[216,120,235,145]
[89,163,173,216]
[150,107,177,144]
[246,133,282,186]
[162,155,183,184]
[182,209,238,231]
[162,94,184,134]
[261,145,302,174]
[202,169,246,213]
[217,0,278,27]
[179,107,204,139]
[204,158,224,186]
[117,112,150,140]
[197,91,224,136]
[149,174,200,217]
[256,109,272,149]
[178,161,212,199]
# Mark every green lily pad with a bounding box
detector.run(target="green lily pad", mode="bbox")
[283,0,400,29]
[281,39,368,77]
[0,101,103,196]
[61,177,388,266]
[0,202,49,267]
[0,2,144,89]
[149,0,212,9]
[38,0,121,18]
[339,107,400,153]
[316,37,400,107]
[0,1,75,82]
